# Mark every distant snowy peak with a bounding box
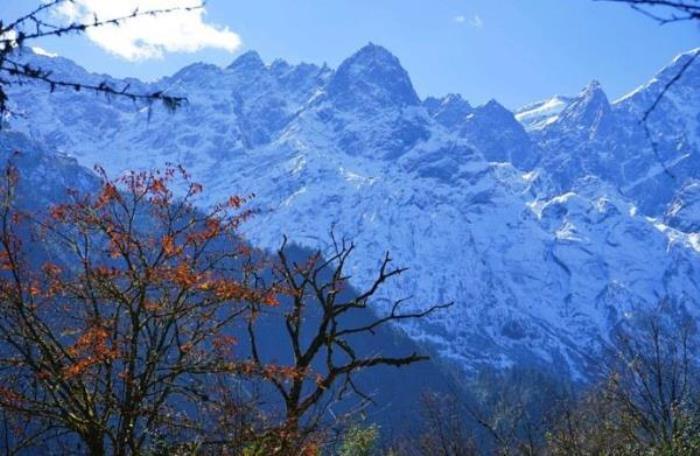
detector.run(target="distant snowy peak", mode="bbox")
[326,43,420,110]
[227,50,267,73]
[423,94,473,129]
[517,81,615,135]
[460,100,540,169]
[659,47,700,80]
[552,81,613,136]
[221,50,330,92]
[515,96,573,131]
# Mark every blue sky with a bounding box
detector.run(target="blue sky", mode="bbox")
[5,0,699,108]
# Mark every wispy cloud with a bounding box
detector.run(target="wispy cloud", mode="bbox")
[53,0,242,61]
[470,15,484,29]
[454,14,484,29]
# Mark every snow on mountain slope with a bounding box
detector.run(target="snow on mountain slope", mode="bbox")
[666,180,700,234]
[4,45,700,377]
[515,96,573,131]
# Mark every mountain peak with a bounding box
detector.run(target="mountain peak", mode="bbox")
[227,50,266,72]
[555,80,611,130]
[483,99,508,111]
[460,99,539,169]
[475,99,516,121]
[424,94,473,128]
[353,42,399,62]
[585,79,602,91]
[327,43,420,109]
[172,62,222,81]
[270,58,291,73]
[580,80,607,99]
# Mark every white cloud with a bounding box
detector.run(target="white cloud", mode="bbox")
[53,0,242,61]
[454,15,466,24]
[469,15,484,29]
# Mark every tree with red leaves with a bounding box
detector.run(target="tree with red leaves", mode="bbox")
[0,163,275,454]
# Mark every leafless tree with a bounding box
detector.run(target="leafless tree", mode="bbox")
[221,235,453,453]
[606,317,699,449]
[547,315,700,455]
[462,368,566,456]
[386,392,476,456]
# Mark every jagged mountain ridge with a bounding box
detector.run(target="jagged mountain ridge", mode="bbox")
[530,50,700,217]
[4,44,700,378]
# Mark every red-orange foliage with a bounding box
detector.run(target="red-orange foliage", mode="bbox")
[0,163,281,454]
[63,324,120,379]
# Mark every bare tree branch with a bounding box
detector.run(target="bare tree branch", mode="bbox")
[236,234,452,452]
[596,0,700,23]
[0,1,202,118]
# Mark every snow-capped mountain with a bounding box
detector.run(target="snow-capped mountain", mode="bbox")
[4,44,700,378]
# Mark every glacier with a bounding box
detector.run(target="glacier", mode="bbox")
[3,44,700,379]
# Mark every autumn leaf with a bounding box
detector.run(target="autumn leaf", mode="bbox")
[161,234,182,257]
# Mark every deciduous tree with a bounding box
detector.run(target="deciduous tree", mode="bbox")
[0,163,273,454]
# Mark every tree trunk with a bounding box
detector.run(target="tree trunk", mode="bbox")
[83,432,104,456]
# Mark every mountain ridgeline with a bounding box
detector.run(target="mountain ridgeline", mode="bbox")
[4,44,700,379]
